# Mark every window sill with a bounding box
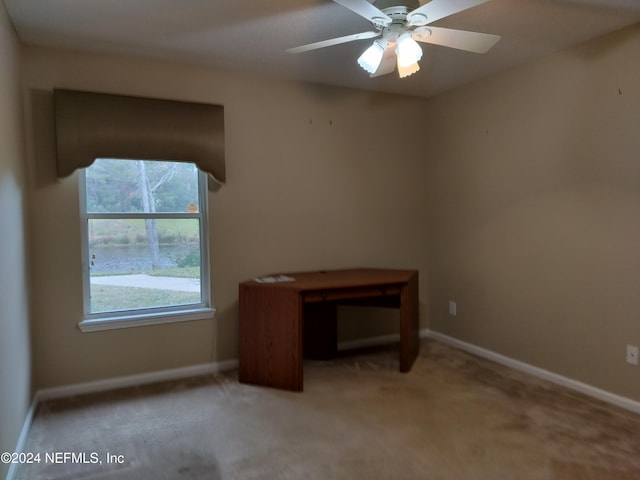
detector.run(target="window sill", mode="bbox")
[78,307,216,332]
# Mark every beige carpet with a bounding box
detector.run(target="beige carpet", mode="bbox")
[15,339,640,479]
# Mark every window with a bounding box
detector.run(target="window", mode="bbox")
[78,159,214,332]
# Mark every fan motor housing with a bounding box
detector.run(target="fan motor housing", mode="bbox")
[375,2,421,39]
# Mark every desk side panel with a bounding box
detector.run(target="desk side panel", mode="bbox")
[399,272,420,372]
[239,285,303,391]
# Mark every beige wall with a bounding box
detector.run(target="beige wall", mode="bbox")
[0,4,31,478]
[425,24,640,401]
[21,47,431,389]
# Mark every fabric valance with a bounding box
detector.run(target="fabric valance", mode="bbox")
[54,89,225,185]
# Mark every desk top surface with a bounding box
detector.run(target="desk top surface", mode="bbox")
[241,268,417,291]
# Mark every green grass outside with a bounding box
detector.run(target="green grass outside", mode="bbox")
[90,284,200,313]
[89,218,199,246]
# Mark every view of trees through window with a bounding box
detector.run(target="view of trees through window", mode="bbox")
[84,159,207,314]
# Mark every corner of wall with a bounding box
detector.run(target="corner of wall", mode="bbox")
[0,4,32,479]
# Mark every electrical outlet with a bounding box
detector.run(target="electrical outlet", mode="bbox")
[626,345,639,366]
[448,301,457,316]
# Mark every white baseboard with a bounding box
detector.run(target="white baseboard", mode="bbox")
[29,330,423,402]
[427,330,640,415]
[32,332,416,402]
[36,358,238,401]
[5,396,39,480]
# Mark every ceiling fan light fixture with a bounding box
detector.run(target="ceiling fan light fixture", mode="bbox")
[357,39,387,74]
[397,58,420,79]
[396,32,422,68]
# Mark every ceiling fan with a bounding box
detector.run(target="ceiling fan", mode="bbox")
[286,0,500,78]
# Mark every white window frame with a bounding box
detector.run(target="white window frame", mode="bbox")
[78,160,215,333]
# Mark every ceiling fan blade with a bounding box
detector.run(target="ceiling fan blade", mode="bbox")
[412,26,500,54]
[332,0,392,26]
[286,31,380,54]
[370,44,397,77]
[407,0,490,26]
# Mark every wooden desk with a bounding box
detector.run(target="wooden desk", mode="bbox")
[239,268,419,391]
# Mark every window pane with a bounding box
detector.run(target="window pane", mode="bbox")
[88,218,202,313]
[85,159,200,214]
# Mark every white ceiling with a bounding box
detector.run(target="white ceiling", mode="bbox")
[4,0,640,98]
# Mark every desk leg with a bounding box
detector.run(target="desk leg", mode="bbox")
[399,273,420,372]
[239,286,303,391]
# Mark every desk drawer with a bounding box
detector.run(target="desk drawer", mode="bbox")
[303,285,401,303]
